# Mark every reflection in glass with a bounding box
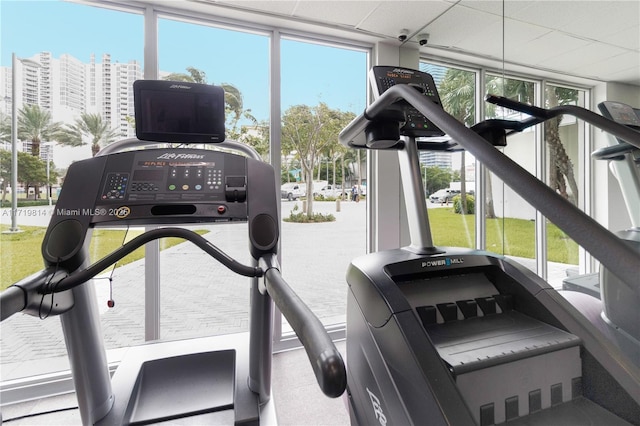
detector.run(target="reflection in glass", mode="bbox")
[420,63,477,248]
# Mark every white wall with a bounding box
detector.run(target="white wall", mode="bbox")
[370,42,421,252]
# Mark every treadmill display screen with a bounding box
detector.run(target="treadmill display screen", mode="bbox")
[134,80,226,143]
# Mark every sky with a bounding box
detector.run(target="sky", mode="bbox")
[1,0,367,167]
[1,0,368,123]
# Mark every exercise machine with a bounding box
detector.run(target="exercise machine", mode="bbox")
[339,66,640,425]
[0,80,346,425]
[563,101,640,298]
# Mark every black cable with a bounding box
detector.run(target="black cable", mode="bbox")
[38,259,61,319]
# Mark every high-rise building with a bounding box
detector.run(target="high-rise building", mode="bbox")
[0,51,142,154]
[419,151,452,169]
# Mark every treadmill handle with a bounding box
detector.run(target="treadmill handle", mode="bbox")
[263,267,347,398]
[0,268,70,321]
[0,286,26,321]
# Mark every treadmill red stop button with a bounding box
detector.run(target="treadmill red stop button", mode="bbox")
[217,206,226,214]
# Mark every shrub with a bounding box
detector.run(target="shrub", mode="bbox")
[453,194,475,214]
[284,204,335,223]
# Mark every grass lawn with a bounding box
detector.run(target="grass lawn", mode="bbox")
[428,208,578,264]
[1,226,208,290]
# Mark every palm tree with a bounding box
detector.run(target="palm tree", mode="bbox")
[17,104,62,157]
[545,87,579,205]
[0,112,10,143]
[58,113,119,157]
[440,69,476,214]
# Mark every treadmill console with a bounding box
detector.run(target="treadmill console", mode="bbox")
[90,148,249,225]
[369,66,445,137]
[598,101,640,130]
[50,148,252,225]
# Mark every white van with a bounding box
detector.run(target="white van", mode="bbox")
[281,183,306,201]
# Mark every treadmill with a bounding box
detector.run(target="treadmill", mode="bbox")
[338,66,640,425]
[0,80,346,425]
[563,100,640,299]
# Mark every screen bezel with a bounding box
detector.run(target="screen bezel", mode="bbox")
[133,80,226,144]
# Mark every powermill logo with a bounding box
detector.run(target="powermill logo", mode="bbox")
[157,153,205,160]
[169,84,192,89]
[392,68,414,75]
[421,257,464,268]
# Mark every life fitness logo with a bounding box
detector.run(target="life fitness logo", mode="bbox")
[367,388,387,426]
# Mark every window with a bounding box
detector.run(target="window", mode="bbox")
[155,16,270,341]
[484,74,538,273]
[0,0,143,380]
[418,60,592,286]
[279,37,368,329]
[420,62,477,249]
[544,83,588,286]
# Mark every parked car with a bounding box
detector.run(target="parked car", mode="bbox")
[429,188,460,204]
[318,184,343,198]
[281,183,306,201]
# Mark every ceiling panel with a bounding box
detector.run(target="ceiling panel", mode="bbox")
[423,5,502,48]
[292,1,380,27]
[357,1,452,38]
[214,0,298,17]
[599,25,640,51]
[132,0,639,86]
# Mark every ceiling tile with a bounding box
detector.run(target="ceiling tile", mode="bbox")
[545,42,628,71]
[215,0,298,16]
[577,51,640,81]
[599,25,640,51]
[424,4,502,48]
[292,1,380,27]
[358,1,453,38]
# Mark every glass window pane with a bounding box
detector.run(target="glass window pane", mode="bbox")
[420,62,476,248]
[280,38,367,328]
[0,0,143,378]
[157,16,270,340]
[484,75,538,273]
[545,84,585,288]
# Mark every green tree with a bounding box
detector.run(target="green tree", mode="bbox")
[0,150,54,200]
[486,77,579,205]
[17,104,62,158]
[58,113,119,157]
[0,149,10,202]
[424,166,452,195]
[282,103,353,216]
[545,87,579,205]
[440,69,476,214]
[0,112,10,143]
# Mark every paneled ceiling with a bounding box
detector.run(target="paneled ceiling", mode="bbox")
[131,0,640,86]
